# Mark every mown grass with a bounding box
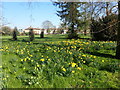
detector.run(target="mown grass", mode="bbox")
[1,34,120,88]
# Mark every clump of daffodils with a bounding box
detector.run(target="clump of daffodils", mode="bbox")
[40,58,45,62]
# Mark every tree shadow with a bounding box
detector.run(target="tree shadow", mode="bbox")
[21,39,30,42]
[58,37,68,39]
[79,38,92,40]
[35,37,51,39]
[8,39,21,41]
[84,51,117,59]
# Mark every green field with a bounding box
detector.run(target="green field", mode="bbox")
[1,34,120,88]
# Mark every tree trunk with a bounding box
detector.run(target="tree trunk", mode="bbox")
[116,1,120,59]
[84,29,87,35]
[71,23,74,33]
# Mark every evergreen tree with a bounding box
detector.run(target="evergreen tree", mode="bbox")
[29,28,34,41]
[40,31,44,38]
[13,27,18,40]
[53,2,80,39]
[116,1,120,59]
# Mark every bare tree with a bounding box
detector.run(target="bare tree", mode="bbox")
[42,20,54,29]
[42,20,54,34]
[87,2,118,19]
[0,26,12,35]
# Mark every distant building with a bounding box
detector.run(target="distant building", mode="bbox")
[23,26,68,35]
[24,27,47,34]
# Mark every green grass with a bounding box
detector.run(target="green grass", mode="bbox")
[1,34,120,88]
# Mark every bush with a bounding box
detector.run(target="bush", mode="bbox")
[12,27,18,40]
[13,30,17,40]
[29,29,34,41]
[40,31,44,38]
[90,14,118,41]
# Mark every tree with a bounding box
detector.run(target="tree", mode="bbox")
[42,20,54,29]
[12,27,18,40]
[90,14,118,41]
[87,2,118,19]
[53,2,80,39]
[77,2,91,35]
[29,28,34,41]
[42,20,54,34]
[40,30,44,38]
[116,1,120,59]
[57,23,67,34]
[78,2,118,35]
[0,26,12,35]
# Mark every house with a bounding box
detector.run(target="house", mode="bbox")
[24,26,69,35]
[24,27,47,35]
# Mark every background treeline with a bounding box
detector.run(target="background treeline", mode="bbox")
[0,26,19,36]
[54,2,118,40]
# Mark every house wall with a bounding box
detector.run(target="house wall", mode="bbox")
[24,30,29,33]
[64,30,68,34]
[24,29,48,34]
[24,28,68,35]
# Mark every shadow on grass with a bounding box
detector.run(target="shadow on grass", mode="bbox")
[35,36,68,40]
[58,37,68,39]
[8,39,21,41]
[84,51,117,59]
[21,39,30,42]
[35,37,51,39]
[79,38,92,40]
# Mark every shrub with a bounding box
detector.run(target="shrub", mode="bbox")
[40,31,44,38]
[90,14,118,41]
[12,27,18,40]
[29,29,34,41]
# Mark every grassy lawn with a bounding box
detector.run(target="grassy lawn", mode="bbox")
[1,34,120,88]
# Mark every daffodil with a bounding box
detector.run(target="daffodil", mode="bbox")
[69,52,72,54]
[21,59,23,62]
[83,61,86,63]
[93,56,96,58]
[77,67,82,70]
[29,55,33,57]
[42,64,45,67]
[16,50,19,52]
[102,60,104,62]
[37,65,40,67]
[71,63,77,67]
[48,59,51,61]
[62,68,66,72]
[72,71,75,73]
[82,55,86,57]
[24,58,27,61]
[40,58,44,62]
[31,60,34,62]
